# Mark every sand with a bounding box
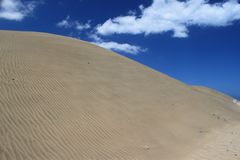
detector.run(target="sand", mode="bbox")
[0,30,239,160]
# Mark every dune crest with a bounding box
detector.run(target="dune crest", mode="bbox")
[0,31,240,160]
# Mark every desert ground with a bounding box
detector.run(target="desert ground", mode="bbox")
[0,30,239,160]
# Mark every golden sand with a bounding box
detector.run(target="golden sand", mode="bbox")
[0,31,239,160]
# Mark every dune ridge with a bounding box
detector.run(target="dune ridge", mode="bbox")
[0,30,240,160]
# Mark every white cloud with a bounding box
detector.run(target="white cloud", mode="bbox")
[88,34,146,55]
[88,33,103,42]
[233,99,240,106]
[0,0,39,21]
[97,0,240,38]
[93,41,146,55]
[75,22,91,31]
[56,16,72,28]
[57,16,91,31]
[57,16,146,55]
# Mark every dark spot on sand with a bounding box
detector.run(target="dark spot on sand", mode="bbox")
[143,145,150,150]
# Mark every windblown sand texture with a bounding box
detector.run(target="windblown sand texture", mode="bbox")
[0,31,240,160]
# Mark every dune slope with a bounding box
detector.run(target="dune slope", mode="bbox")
[0,31,240,160]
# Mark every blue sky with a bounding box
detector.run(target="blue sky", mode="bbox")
[0,0,240,99]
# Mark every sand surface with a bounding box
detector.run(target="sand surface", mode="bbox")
[0,31,240,160]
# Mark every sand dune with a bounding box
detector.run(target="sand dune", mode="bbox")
[192,86,234,104]
[0,30,240,160]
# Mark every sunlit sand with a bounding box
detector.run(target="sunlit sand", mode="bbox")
[0,31,239,160]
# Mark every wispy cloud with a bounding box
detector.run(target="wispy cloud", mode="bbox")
[56,16,72,28]
[97,0,240,38]
[57,16,146,54]
[57,16,91,31]
[89,34,146,55]
[93,41,146,55]
[0,0,40,21]
[233,99,240,106]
